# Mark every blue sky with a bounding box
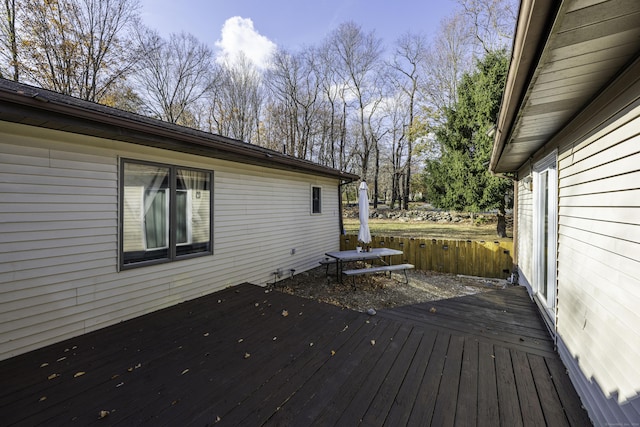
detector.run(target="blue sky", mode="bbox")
[139,0,458,66]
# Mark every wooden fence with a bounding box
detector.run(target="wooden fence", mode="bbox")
[340,234,514,279]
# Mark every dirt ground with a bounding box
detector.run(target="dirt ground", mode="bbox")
[274,264,509,313]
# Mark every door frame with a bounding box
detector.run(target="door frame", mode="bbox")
[532,150,558,324]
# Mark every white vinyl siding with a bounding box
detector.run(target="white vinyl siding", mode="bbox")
[0,122,342,360]
[552,72,640,424]
[556,107,640,412]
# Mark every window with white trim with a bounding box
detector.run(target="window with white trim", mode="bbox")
[120,159,212,268]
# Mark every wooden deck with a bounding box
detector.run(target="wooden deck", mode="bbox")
[0,283,590,426]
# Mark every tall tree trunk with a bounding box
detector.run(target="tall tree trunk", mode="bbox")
[403,149,412,210]
[373,140,380,208]
[496,198,507,238]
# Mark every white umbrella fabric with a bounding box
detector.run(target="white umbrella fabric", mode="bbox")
[358,181,371,245]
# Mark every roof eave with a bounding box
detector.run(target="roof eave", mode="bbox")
[490,0,559,174]
[0,80,359,183]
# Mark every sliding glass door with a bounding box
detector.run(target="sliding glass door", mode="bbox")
[533,151,557,320]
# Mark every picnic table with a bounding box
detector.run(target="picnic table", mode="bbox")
[324,248,413,284]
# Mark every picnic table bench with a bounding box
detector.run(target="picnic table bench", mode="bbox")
[342,263,415,285]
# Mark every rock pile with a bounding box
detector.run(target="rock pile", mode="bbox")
[342,206,490,223]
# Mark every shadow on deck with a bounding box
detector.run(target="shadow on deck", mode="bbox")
[0,284,590,426]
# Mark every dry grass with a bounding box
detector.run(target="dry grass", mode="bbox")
[343,218,512,242]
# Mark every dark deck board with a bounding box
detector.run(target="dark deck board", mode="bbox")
[310,319,404,425]
[360,326,424,425]
[495,346,524,427]
[477,341,500,425]
[528,354,571,427]
[335,323,414,425]
[382,328,438,426]
[0,283,591,426]
[455,337,479,427]
[431,334,465,426]
[406,331,451,426]
[512,350,546,426]
[377,287,556,357]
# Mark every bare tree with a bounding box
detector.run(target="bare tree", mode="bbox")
[0,0,18,80]
[19,0,141,101]
[207,53,263,143]
[389,32,429,210]
[264,47,322,159]
[456,0,517,53]
[315,41,349,170]
[383,92,409,209]
[136,30,213,125]
[422,13,474,117]
[366,91,388,208]
[327,21,383,182]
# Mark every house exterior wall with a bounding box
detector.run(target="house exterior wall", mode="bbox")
[515,63,640,425]
[0,122,343,361]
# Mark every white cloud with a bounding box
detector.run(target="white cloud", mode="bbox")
[215,16,276,69]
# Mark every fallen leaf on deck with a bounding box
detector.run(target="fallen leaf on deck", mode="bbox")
[48,373,60,380]
[272,337,277,341]
[370,340,376,346]
[281,310,289,317]
[40,363,49,368]
[39,396,47,402]
[181,369,189,375]
[98,410,110,419]
[56,357,66,362]
[215,415,221,423]
[331,350,336,356]
[237,338,243,343]
[116,382,124,387]
[244,352,251,359]
[309,342,314,347]
[429,307,437,313]
[203,333,209,337]
[74,371,85,378]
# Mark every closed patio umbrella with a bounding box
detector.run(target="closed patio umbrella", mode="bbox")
[358,181,371,245]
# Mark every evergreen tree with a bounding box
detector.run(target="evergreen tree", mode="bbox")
[423,49,512,237]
